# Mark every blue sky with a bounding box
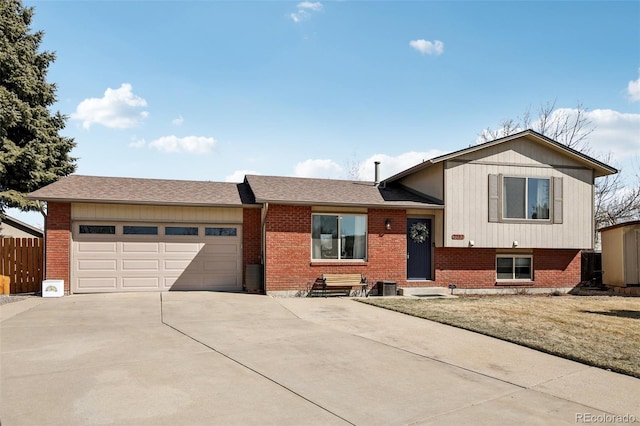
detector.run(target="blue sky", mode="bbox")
[9,0,640,228]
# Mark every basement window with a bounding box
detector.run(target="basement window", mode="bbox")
[496,255,533,281]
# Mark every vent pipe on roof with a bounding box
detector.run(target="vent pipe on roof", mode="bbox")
[374,161,380,187]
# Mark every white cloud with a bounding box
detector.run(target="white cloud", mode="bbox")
[171,115,184,126]
[128,136,146,148]
[409,39,444,56]
[627,70,640,102]
[290,1,322,23]
[72,83,149,129]
[225,170,259,183]
[294,159,342,178]
[580,109,640,162]
[298,1,323,11]
[148,135,216,154]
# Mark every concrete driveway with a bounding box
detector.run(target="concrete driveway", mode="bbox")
[1,293,638,425]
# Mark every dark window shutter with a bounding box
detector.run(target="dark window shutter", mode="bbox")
[553,177,563,224]
[488,174,499,222]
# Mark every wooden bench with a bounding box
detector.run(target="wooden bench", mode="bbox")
[310,273,367,297]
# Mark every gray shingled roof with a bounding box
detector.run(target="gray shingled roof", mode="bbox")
[245,175,441,208]
[28,175,255,207]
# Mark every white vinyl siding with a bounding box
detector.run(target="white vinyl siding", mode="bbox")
[444,138,594,249]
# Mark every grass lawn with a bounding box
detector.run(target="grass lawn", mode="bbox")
[359,295,640,378]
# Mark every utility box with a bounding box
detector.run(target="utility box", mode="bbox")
[600,221,640,287]
[245,264,263,294]
[42,280,64,297]
[377,281,397,296]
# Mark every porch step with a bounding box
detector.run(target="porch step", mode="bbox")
[400,287,455,298]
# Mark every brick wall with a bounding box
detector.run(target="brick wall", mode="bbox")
[262,206,582,292]
[45,202,71,292]
[264,205,408,292]
[242,208,262,285]
[433,247,581,288]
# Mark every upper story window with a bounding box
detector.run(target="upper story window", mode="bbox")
[489,174,561,223]
[503,177,550,220]
[312,214,367,260]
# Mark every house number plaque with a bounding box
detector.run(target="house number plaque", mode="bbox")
[451,234,465,240]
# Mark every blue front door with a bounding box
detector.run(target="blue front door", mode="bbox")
[407,218,432,280]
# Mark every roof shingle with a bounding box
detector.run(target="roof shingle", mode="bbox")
[245,175,441,208]
[28,175,252,207]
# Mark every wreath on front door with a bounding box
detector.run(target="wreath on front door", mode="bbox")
[409,222,429,243]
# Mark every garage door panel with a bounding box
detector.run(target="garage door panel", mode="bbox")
[122,242,160,253]
[202,243,238,255]
[76,242,117,253]
[164,243,201,253]
[164,259,194,270]
[122,277,160,288]
[77,259,117,271]
[72,222,242,293]
[122,259,160,271]
[77,277,117,289]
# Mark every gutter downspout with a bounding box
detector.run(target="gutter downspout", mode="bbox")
[260,202,269,293]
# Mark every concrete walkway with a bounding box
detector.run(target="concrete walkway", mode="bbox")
[1,293,638,425]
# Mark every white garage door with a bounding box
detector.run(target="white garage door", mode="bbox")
[72,223,242,293]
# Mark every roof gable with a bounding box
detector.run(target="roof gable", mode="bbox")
[385,130,618,183]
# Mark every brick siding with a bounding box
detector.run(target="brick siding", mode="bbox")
[45,202,71,292]
[242,208,262,286]
[433,247,581,288]
[264,204,582,292]
[264,205,407,291]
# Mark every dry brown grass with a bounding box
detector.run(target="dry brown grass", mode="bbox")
[360,295,640,378]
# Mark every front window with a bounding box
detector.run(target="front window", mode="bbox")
[503,177,549,220]
[312,214,367,260]
[496,255,532,280]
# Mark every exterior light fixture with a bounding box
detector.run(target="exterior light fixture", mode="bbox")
[385,219,392,230]
[513,241,519,248]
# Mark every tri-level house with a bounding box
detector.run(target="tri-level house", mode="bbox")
[29,130,616,295]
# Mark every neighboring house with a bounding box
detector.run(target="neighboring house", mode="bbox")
[28,130,616,295]
[0,215,44,238]
[600,220,640,288]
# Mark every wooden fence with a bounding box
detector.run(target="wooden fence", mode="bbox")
[1,238,44,294]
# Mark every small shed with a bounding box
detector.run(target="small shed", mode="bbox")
[600,220,640,287]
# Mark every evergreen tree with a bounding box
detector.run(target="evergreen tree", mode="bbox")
[0,0,76,216]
